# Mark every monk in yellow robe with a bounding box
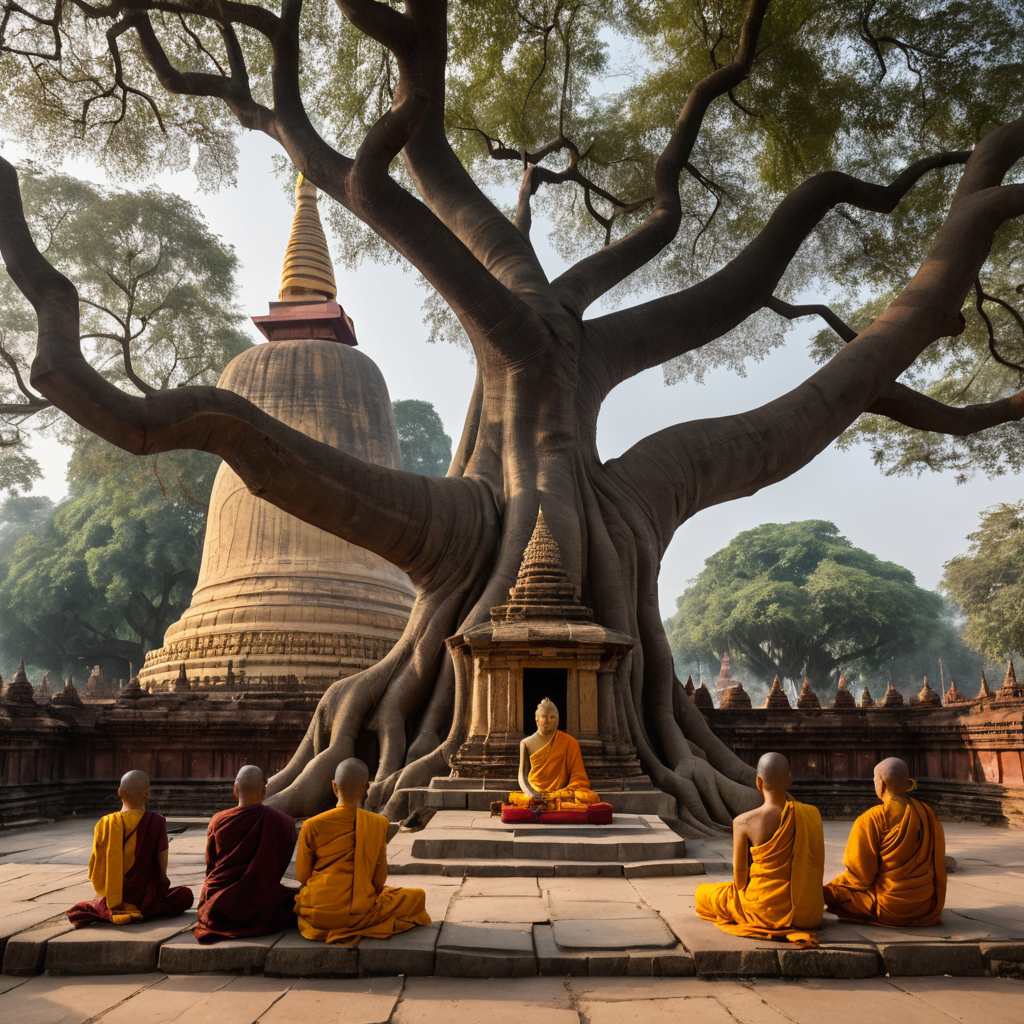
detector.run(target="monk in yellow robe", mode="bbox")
[696,752,824,947]
[294,757,431,946]
[68,770,193,927]
[824,757,946,927]
[507,697,601,810]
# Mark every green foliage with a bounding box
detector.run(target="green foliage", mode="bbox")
[942,502,1024,661]
[392,399,453,477]
[665,519,981,694]
[0,443,218,678]
[3,2,1022,387]
[0,164,251,488]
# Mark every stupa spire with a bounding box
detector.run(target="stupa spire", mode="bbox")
[491,508,592,622]
[279,175,337,301]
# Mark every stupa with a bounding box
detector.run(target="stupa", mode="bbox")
[140,176,416,692]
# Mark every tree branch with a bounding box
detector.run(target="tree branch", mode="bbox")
[553,0,770,316]
[868,381,1024,435]
[0,154,474,584]
[584,150,971,402]
[606,123,1024,548]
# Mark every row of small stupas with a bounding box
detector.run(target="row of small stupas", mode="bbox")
[685,660,1023,711]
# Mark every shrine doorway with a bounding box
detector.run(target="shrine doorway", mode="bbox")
[522,667,568,733]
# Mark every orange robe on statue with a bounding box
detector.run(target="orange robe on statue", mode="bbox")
[824,796,946,927]
[507,730,601,809]
[695,800,825,946]
[294,805,431,946]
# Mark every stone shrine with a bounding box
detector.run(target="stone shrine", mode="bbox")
[448,509,641,778]
[139,177,415,692]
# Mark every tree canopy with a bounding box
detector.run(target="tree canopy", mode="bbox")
[665,520,981,694]
[2,1,1024,830]
[942,501,1024,661]
[392,398,452,476]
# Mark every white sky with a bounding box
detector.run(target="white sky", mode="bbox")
[13,132,1023,620]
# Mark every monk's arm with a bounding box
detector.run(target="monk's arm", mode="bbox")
[371,841,388,894]
[732,820,751,891]
[836,813,881,888]
[565,740,591,790]
[295,824,315,884]
[204,824,217,873]
[158,846,169,876]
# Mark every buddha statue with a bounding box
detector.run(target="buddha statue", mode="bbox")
[506,698,602,811]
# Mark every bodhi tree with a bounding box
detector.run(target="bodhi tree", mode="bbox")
[1,1,1024,833]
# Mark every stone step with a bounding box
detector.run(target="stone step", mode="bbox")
[388,856,706,878]
[405,786,676,816]
[410,832,686,863]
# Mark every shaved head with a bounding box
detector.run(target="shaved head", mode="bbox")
[874,757,913,798]
[234,765,266,805]
[333,758,370,806]
[118,769,150,809]
[119,769,149,796]
[756,752,792,791]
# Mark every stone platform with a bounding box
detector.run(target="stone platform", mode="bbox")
[386,810,700,878]
[2,817,1024,987]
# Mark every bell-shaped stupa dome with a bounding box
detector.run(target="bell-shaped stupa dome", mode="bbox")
[140,176,415,692]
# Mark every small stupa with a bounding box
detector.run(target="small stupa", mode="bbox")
[684,675,695,698]
[977,671,994,701]
[50,676,83,708]
[720,683,752,709]
[944,681,966,705]
[916,676,942,707]
[117,673,146,705]
[831,671,857,710]
[796,676,821,710]
[2,661,36,705]
[692,682,715,710]
[859,686,875,708]
[880,682,905,707]
[36,671,52,702]
[764,675,791,709]
[140,175,416,692]
[995,660,1023,703]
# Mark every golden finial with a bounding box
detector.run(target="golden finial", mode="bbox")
[279,174,337,302]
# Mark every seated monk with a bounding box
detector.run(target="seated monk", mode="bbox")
[294,758,431,946]
[194,765,298,943]
[824,757,946,927]
[696,752,824,947]
[68,770,193,927]
[506,697,602,810]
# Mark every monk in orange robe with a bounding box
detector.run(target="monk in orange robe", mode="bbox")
[294,758,431,946]
[696,752,824,947]
[824,757,946,927]
[68,770,193,927]
[507,697,601,810]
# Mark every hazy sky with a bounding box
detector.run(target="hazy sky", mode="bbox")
[14,132,1023,619]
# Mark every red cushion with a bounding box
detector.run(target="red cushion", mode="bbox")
[500,802,614,825]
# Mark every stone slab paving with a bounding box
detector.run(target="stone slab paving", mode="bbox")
[0,817,1022,991]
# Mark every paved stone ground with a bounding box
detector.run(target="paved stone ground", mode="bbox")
[1,816,1022,1021]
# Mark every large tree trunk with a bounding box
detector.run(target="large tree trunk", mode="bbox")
[262,337,761,836]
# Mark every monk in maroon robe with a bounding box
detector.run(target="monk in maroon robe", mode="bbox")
[194,765,298,943]
[68,770,193,927]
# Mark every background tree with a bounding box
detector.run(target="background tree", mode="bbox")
[0,165,250,482]
[666,520,983,697]
[942,502,1024,662]
[2,2,1024,833]
[392,399,452,476]
[0,444,218,680]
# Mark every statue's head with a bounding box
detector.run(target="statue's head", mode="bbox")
[535,697,559,735]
